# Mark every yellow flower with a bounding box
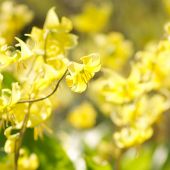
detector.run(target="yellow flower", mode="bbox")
[11,99,51,128]
[66,53,101,93]
[0,81,21,117]
[113,126,153,148]
[98,67,151,104]
[94,32,133,71]
[134,38,170,89]
[0,148,38,170]
[18,149,39,170]
[72,3,112,33]
[28,8,77,57]
[0,40,18,70]
[0,1,33,44]
[111,94,168,127]
[67,102,97,129]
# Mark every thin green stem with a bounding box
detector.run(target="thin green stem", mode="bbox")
[14,103,32,170]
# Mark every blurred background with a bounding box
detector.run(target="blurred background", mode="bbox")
[14,0,169,49]
[0,0,170,170]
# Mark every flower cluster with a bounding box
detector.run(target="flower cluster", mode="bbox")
[91,23,170,149]
[0,1,33,44]
[0,7,101,170]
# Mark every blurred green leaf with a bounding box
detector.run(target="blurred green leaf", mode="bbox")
[23,129,75,170]
[2,71,17,89]
[85,156,112,170]
[120,146,154,170]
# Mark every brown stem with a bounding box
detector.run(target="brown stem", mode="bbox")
[114,150,123,170]
[17,70,67,104]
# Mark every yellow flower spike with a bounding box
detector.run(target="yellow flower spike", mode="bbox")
[66,53,101,93]
[67,102,97,129]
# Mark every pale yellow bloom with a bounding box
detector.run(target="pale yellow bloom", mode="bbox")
[0,1,33,43]
[94,32,133,71]
[73,3,112,33]
[67,102,97,129]
[114,126,153,148]
[98,68,150,104]
[11,99,51,127]
[28,8,77,57]
[66,53,101,93]
[0,148,39,170]
[18,149,39,170]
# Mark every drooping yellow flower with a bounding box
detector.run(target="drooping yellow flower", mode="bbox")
[67,102,97,129]
[4,126,20,153]
[66,53,101,93]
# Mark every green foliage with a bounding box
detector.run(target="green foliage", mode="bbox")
[2,71,17,89]
[120,146,154,170]
[85,156,112,170]
[23,130,75,170]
